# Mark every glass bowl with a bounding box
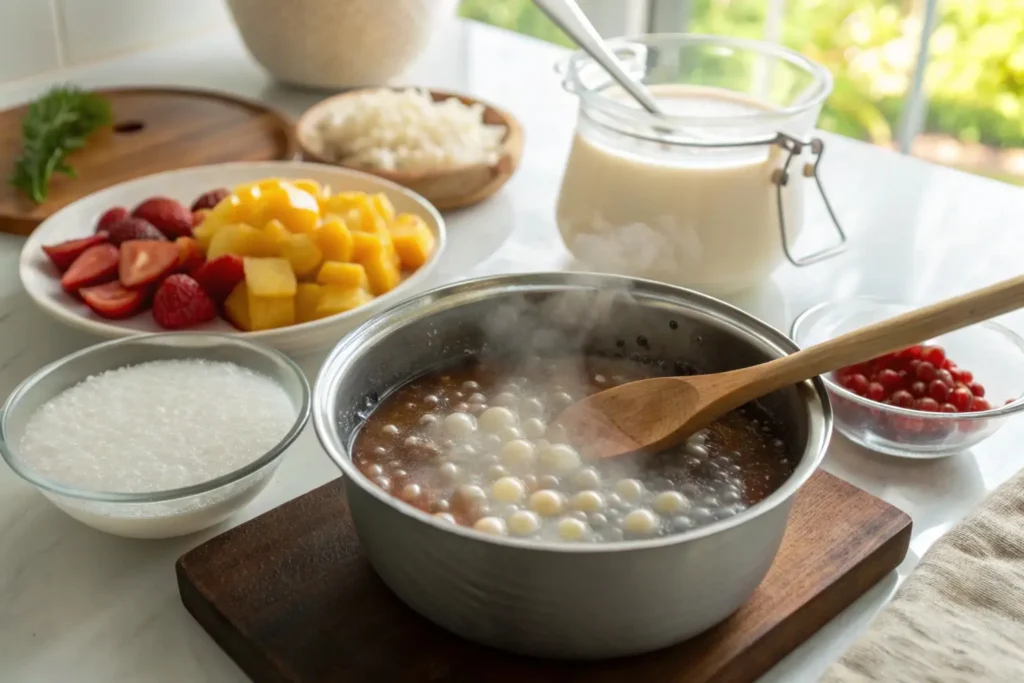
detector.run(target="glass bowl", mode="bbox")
[0,333,310,538]
[790,298,1024,458]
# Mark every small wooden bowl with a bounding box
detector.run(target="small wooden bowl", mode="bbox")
[296,89,523,211]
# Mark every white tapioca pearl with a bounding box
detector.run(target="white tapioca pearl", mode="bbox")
[478,407,518,433]
[456,484,487,504]
[622,509,661,536]
[570,490,605,512]
[541,444,581,472]
[473,516,507,535]
[373,446,387,456]
[521,417,546,439]
[497,426,525,442]
[549,392,574,411]
[468,392,487,404]
[418,414,440,427]
[653,491,691,515]
[537,474,560,490]
[399,483,422,501]
[433,512,456,523]
[491,476,526,504]
[507,510,541,536]
[364,464,383,477]
[528,490,566,516]
[486,465,509,480]
[462,381,480,392]
[423,394,440,406]
[480,433,503,452]
[443,412,477,438]
[570,467,601,490]
[615,478,645,502]
[519,397,545,417]
[672,515,695,531]
[588,512,609,528]
[492,392,518,407]
[686,443,709,459]
[382,424,399,436]
[372,476,391,491]
[557,517,590,541]
[500,439,537,470]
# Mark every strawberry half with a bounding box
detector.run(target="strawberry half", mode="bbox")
[152,274,217,329]
[191,254,244,304]
[80,281,149,319]
[175,237,205,272]
[119,240,181,289]
[42,232,110,272]
[106,217,167,246]
[95,206,129,234]
[61,243,120,293]
[190,188,229,212]
[132,196,193,239]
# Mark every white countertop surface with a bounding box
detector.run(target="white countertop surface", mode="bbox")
[3,18,1024,683]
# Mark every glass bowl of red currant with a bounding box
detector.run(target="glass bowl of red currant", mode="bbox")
[791,298,1024,458]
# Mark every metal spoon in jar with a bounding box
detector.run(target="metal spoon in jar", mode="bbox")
[555,273,1024,460]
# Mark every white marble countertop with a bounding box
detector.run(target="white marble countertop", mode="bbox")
[3,18,1024,683]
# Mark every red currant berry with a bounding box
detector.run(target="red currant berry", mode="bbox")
[928,379,951,402]
[890,389,915,408]
[914,397,940,412]
[842,373,869,395]
[941,358,956,371]
[898,345,923,360]
[909,380,928,398]
[940,403,958,413]
[950,386,973,412]
[915,362,937,382]
[921,345,946,367]
[971,397,992,412]
[866,382,886,402]
[935,369,954,386]
[968,381,985,397]
[876,368,902,391]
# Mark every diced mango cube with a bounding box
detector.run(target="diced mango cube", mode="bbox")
[193,219,222,251]
[262,219,291,256]
[224,282,251,331]
[261,181,320,233]
[249,294,295,330]
[321,191,367,217]
[291,179,323,199]
[295,283,322,323]
[369,193,395,223]
[317,261,369,290]
[351,230,391,263]
[314,216,354,262]
[362,251,401,295]
[280,233,323,277]
[243,257,297,298]
[316,285,373,317]
[389,214,435,269]
[207,223,273,260]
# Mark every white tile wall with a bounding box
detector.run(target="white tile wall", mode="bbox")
[0,0,233,84]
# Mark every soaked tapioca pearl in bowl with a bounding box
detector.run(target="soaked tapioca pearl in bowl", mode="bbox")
[351,356,794,544]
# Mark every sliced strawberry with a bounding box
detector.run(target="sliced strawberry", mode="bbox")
[61,243,119,293]
[96,206,129,234]
[152,274,217,329]
[80,281,149,319]
[175,236,205,271]
[119,240,180,289]
[190,188,230,212]
[42,233,110,272]
[132,196,193,239]
[106,217,167,246]
[191,254,244,303]
[191,209,209,228]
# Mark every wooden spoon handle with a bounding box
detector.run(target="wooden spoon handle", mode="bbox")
[735,273,1024,402]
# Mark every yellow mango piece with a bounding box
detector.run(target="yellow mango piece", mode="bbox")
[207,223,272,260]
[262,219,291,256]
[351,229,397,264]
[369,193,396,223]
[249,294,295,330]
[261,181,320,233]
[281,233,323,277]
[243,257,298,298]
[295,283,322,323]
[291,179,322,198]
[321,191,367,216]
[314,216,354,262]
[317,261,369,290]
[389,214,435,269]
[362,251,402,295]
[232,183,270,226]
[224,282,252,331]
[193,219,222,251]
[316,285,374,317]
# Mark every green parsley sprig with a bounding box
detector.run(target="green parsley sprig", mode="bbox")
[10,85,112,204]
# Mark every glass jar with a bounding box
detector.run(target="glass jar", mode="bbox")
[555,34,846,296]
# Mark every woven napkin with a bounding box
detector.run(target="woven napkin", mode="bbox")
[820,469,1024,683]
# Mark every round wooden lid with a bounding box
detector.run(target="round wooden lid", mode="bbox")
[0,87,298,236]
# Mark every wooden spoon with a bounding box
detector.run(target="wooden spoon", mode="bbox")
[556,274,1024,459]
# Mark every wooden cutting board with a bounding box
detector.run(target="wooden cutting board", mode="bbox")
[176,471,911,683]
[0,87,298,236]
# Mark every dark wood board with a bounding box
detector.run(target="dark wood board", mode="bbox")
[177,471,911,683]
[0,87,298,236]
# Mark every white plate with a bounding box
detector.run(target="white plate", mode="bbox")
[19,161,446,356]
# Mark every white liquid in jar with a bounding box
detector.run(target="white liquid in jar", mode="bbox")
[556,85,805,295]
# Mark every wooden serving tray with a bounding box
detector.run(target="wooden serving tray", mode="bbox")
[177,471,911,683]
[0,87,298,236]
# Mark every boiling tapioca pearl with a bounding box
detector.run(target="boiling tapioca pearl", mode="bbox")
[467,403,488,416]
[507,510,541,536]
[615,478,645,502]
[622,509,661,536]
[687,431,708,447]
[492,476,527,504]
[373,446,387,456]
[391,468,408,481]
[400,483,422,501]
[405,402,417,410]
[382,424,400,436]
[403,436,425,449]
[570,490,605,512]
[486,465,509,480]
[424,394,440,407]
[473,516,507,535]
[434,512,456,523]
[712,456,731,469]
[523,474,538,492]
[519,397,545,418]
[500,440,537,470]
[468,392,487,404]
[593,374,607,386]
[497,426,525,442]
[521,418,546,439]
[480,433,503,452]
[493,392,518,407]
[447,443,477,461]
[570,467,601,491]
[456,484,487,504]
[462,381,481,392]
[432,498,451,512]
[683,456,702,468]
[588,512,609,528]
[478,407,518,433]
[567,510,588,522]
[702,495,721,508]
[373,475,392,491]
[418,414,440,428]
[602,527,624,542]
[686,442,709,459]
[541,443,581,472]
[528,489,565,516]
[558,517,590,541]
[454,402,470,413]
[537,474,560,490]
[715,505,741,520]
[688,506,713,522]
[480,453,501,468]
[443,412,477,438]
[653,491,691,515]
[549,392,574,411]
[721,487,742,504]
[545,424,568,444]
[672,516,695,531]
[365,464,383,477]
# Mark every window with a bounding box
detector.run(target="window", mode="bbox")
[458,0,1024,186]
